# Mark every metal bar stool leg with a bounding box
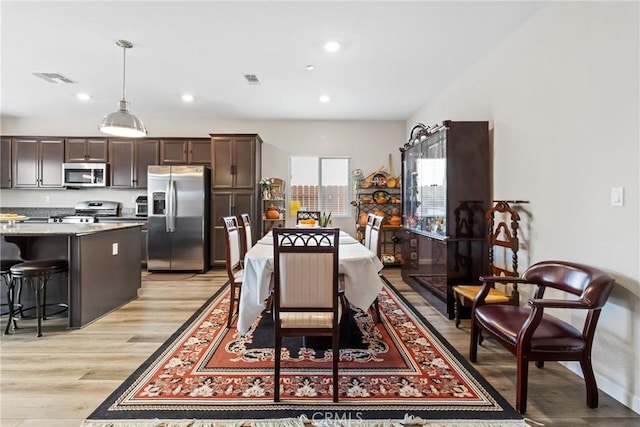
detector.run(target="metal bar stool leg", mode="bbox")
[27,276,43,338]
[4,277,17,335]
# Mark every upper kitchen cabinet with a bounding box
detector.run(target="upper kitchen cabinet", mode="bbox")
[160,139,211,165]
[1,138,12,188]
[210,134,262,189]
[64,138,108,162]
[109,139,159,188]
[13,138,65,188]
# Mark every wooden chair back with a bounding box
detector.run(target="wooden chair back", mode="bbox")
[487,200,521,279]
[272,227,341,402]
[239,213,253,255]
[368,215,384,258]
[221,215,243,328]
[363,213,376,249]
[296,210,321,224]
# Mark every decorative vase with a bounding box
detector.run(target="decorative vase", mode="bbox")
[265,205,280,219]
[262,189,271,200]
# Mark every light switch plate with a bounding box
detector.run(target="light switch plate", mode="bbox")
[112,243,119,255]
[611,187,624,207]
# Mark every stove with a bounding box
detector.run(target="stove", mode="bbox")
[48,200,121,223]
[49,215,97,223]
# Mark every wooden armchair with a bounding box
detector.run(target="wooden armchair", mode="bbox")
[470,260,615,413]
[272,228,343,402]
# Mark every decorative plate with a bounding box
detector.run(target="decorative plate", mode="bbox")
[372,190,390,200]
[372,173,387,187]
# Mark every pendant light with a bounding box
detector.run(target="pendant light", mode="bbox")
[99,39,148,137]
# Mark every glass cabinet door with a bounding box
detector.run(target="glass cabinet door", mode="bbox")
[402,130,447,237]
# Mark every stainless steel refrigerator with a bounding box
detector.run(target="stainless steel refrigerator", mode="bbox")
[147,165,211,272]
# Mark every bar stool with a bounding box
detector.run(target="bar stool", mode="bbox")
[2,259,24,335]
[9,259,68,337]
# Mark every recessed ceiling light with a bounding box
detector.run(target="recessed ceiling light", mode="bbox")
[319,94,331,103]
[324,41,341,53]
[306,65,315,71]
[182,94,194,102]
[77,93,91,101]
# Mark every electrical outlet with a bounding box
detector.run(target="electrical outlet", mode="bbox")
[112,243,119,255]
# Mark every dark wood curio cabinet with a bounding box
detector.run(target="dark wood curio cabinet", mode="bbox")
[400,121,491,318]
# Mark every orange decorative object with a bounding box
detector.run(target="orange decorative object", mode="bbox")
[266,205,280,219]
[359,213,369,228]
[389,215,402,226]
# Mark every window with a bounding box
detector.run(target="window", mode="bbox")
[289,157,351,216]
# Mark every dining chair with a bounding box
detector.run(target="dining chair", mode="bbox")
[295,210,321,225]
[452,201,521,327]
[470,260,615,413]
[366,215,384,322]
[363,213,376,249]
[221,215,243,329]
[239,213,253,259]
[272,227,343,402]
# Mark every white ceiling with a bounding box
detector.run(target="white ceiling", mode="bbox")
[1,1,544,125]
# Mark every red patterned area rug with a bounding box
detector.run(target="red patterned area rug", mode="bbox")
[83,277,526,427]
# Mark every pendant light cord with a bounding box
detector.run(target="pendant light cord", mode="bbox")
[121,44,127,101]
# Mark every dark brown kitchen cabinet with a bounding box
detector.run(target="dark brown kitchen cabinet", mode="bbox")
[210,134,261,189]
[12,138,65,188]
[160,139,211,165]
[64,138,108,162]
[211,190,256,266]
[1,138,11,188]
[209,133,262,266]
[109,139,159,188]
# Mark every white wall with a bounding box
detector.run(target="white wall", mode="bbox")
[0,119,406,233]
[408,1,640,413]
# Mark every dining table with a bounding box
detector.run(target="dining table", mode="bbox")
[237,229,384,334]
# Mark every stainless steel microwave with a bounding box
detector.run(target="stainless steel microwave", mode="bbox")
[62,163,108,187]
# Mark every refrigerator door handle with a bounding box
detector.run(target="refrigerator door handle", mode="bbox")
[166,179,177,232]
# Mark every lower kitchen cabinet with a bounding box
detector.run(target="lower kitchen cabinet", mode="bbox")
[210,190,257,266]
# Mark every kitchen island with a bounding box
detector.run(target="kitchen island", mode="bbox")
[1,222,143,328]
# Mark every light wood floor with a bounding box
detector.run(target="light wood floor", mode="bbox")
[1,268,638,427]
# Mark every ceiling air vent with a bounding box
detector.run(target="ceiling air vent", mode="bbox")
[33,72,76,84]
[243,74,260,85]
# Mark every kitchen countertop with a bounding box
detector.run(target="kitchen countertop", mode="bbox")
[0,221,144,236]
